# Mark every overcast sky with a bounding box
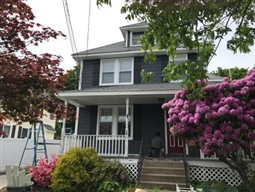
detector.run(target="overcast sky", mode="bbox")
[27,0,255,72]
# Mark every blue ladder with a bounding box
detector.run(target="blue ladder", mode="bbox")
[19,121,48,167]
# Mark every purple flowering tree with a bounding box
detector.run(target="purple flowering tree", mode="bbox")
[163,69,255,189]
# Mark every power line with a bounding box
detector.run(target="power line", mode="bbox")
[62,0,80,62]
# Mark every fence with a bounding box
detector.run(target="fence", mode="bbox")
[0,138,60,172]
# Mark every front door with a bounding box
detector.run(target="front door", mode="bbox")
[168,131,184,153]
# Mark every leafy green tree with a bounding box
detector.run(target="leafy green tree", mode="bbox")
[97,0,255,96]
[212,67,248,81]
[62,64,80,90]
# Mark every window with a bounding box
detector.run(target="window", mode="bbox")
[97,105,133,138]
[131,32,144,46]
[169,54,187,65]
[3,125,12,138]
[100,58,133,85]
[21,127,29,138]
[169,54,188,81]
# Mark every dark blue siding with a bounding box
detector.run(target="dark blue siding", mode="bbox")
[78,106,97,134]
[129,104,165,154]
[81,60,100,89]
[81,53,197,88]
[134,55,169,84]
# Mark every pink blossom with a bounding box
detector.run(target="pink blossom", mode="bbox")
[29,154,59,187]
[222,77,228,82]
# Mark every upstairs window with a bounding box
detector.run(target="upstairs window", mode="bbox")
[100,58,133,85]
[131,32,144,46]
[169,54,188,81]
[170,54,187,65]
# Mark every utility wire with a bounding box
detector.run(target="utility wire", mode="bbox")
[62,0,80,63]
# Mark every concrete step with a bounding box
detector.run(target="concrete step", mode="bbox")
[139,181,187,190]
[141,167,185,175]
[142,160,184,168]
[139,159,188,189]
[140,173,186,183]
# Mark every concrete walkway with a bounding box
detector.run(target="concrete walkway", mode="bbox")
[0,175,7,190]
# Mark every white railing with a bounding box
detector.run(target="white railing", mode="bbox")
[62,135,128,157]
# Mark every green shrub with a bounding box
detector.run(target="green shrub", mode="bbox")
[50,147,102,192]
[195,180,239,192]
[92,160,131,191]
[50,147,131,192]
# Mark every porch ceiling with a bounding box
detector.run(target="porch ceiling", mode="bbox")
[57,83,181,107]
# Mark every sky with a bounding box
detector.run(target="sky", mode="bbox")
[27,0,255,72]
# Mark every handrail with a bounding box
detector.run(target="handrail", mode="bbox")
[137,138,144,182]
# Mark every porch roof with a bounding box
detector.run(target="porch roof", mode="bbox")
[57,83,182,107]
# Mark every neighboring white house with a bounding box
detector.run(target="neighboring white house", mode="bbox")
[1,110,56,140]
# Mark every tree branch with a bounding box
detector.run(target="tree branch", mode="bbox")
[236,0,253,34]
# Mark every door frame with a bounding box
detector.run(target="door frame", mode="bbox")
[164,109,189,155]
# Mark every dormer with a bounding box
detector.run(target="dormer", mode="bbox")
[120,22,148,47]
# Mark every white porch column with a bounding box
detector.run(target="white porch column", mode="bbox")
[60,99,68,155]
[74,107,79,135]
[125,97,129,157]
[164,109,168,154]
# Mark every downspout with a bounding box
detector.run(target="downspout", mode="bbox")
[60,99,68,155]
[125,97,129,157]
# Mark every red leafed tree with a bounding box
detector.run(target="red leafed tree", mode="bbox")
[0,0,66,123]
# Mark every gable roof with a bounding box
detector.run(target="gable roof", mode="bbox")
[120,22,148,29]
[72,41,141,57]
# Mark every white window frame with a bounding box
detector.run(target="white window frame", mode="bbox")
[3,124,13,138]
[97,105,134,139]
[20,127,29,138]
[99,58,134,86]
[169,54,188,64]
[169,54,188,82]
[130,31,144,46]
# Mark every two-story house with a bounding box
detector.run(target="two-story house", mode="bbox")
[58,22,202,156]
[57,23,244,187]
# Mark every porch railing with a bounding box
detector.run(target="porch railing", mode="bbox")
[62,135,128,157]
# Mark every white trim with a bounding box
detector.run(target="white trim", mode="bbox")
[20,127,29,138]
[130,31,143,46]
[97,105,134,139]
[58,90,177,98]
[120,24,148,31]
[125,32,128,47]
[169,53,188,63]
[99,57,134,86]
[3,124,13,138]
[164,109,168,154]
[78,60,83,90]
[74,107,79,135]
